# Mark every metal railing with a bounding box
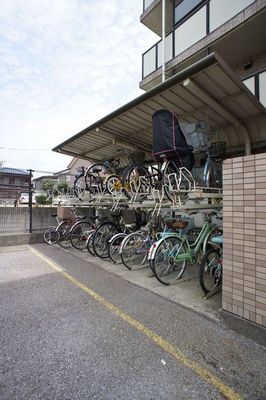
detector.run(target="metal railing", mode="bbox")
[142,0,255,79]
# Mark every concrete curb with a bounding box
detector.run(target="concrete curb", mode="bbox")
[0,232,44,247]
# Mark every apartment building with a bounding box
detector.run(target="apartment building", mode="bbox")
[140,0,266,341]
[141,0,266,103]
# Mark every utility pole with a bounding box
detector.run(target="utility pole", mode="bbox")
[27,169,34,233]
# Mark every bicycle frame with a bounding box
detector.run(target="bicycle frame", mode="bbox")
[149,222,213,263]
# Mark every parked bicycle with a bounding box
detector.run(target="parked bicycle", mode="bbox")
[199,235,223,295]
[149,212,222,285]
[73,158,122,200]
[43,214,61,244]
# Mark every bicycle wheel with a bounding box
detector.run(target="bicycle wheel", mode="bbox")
[92,222,120,258]
[163,160,188,203]
[105,174,122,195]
[43,226,60,244]
[74,173,87,201]
[121,232,149,270]
[85,163,109,195]
[107,233,126,264]
[152,236,187,285]
[56,221,72,249]
[87,231,96,256]
[199,248,222,295]
[122,164,152,201]
[70,221,93,250]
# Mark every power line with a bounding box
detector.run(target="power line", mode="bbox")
[0,146,50,151]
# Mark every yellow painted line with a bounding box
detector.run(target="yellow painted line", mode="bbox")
[28,245,242,400]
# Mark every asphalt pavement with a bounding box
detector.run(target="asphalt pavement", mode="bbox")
[0,243,265,400]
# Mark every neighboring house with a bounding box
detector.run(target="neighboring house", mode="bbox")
[67,157,92,179]
[0,167,30,201]
[55,157,92,187]
[33,175,58,191]
[32,158,92,191]
[141,0,266,110]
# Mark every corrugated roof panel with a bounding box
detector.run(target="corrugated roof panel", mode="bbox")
[53,53,266,162]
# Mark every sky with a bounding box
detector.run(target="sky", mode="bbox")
[0,0,158,176]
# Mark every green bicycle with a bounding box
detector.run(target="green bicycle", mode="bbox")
[150,213,222,285]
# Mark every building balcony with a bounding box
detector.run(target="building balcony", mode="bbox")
[140,0,266,91]
[141,0,173,36]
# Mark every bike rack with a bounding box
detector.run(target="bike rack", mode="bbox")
[130,176,151,204]
[151,186,165,216]
[111,188,124,212]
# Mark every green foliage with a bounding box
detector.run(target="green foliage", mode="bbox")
[35,194,52,205]
[41,179,56,192]
[57,182,69,194]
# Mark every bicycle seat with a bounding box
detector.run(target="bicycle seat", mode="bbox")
[51,214,57,217]
[172,220,188,229]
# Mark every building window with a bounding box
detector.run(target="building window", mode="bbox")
[174,0,204,25]
[259,70,266,108]
[143,0,154,11]
[174,5,206,56]
[15,178,22,185]
[242,70,266,108]
[209,0,254,32]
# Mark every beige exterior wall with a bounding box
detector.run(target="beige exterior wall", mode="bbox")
[223,154,266,327]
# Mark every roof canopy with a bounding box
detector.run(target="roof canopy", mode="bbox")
[53,53,266,165]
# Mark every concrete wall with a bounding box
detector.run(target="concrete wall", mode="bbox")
[223,154,266,328]
[0,206,95,234]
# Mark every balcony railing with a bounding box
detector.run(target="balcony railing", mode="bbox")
[142,0,255,79]
[143,0,155,12]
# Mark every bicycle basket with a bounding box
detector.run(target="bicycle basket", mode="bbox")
[209,142,227,158]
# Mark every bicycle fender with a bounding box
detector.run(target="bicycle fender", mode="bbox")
[147,239,160,261]
[203,233,212,253]
[149,234,181,261]
[108,232,126,243]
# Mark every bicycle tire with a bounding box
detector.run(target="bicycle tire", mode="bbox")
[120,232,149,270]
[70,221,93,250]
[85,163,109,195]
[152,236,187,285]
[86,231,96,256]
[105,174,122,194]
[199,248,222,295]
[92,221,120,258]
[108,233,127,264]
[43,226,60,244]
[56,221,72,249]
[122,164,152,201]
[74,173,87,201]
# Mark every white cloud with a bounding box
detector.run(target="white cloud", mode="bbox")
[0,0,159,172]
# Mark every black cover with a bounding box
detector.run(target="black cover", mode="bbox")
[152,109,194,169]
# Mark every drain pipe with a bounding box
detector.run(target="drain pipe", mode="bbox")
[183,78,252,155]
[162,0,166,82]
